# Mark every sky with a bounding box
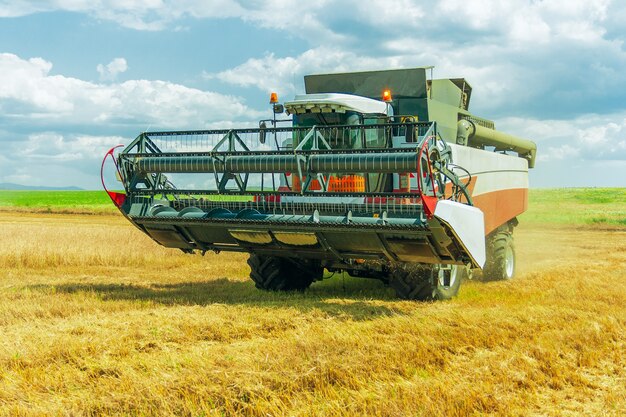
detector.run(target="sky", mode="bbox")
[0,0,625,189]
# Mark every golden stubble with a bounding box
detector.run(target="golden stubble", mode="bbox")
[0,212,624,416]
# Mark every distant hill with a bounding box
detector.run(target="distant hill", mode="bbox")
[0,183,84,191]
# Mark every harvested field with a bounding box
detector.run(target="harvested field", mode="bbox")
[0,206,625,416]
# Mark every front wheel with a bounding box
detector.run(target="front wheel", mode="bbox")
[390,264,464,301]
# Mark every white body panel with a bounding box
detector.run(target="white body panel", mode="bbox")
[447,143,529,197]
[434,200,486,268]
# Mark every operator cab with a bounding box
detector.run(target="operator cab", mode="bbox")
[285,93,391,150]
[283,93,393,193]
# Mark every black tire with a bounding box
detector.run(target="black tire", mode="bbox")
[483,229,515,281]
[247,255,322,291]
[390,264,464,301]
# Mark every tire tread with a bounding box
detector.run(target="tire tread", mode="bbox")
[483,230,515,281]
[248,255,320,291]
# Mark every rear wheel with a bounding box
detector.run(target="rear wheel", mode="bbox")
[483,229,515,281]
[247,255,322,291]
[390,264,464,301]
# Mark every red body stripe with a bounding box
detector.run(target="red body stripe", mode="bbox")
[472,188,528,234]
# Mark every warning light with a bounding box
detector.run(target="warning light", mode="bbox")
[382,89,392,102]
[269,92,279,104]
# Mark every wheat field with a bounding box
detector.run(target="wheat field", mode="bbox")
[0,208,625,416]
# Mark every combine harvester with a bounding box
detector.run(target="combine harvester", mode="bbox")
[103,68,536,300]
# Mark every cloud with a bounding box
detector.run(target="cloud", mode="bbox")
[0,53,261,129]
[18,132,123,161]
[500,112,626,163]
[197,0,626,121]
[97,58,128,81]
[0,1,45,17]
[576,117,626,159]
[0,131,127,188]
[0,0,247,31]
[209,47,386,98]
[0,0,617,45]
[498,111,626,187]
[0,53,265,188]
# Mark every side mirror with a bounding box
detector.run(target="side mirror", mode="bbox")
[404,116,416,142]
[405,126,415,142]
[259,121,267,144]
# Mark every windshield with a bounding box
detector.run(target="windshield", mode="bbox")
[290,111,390,193]
[293,111,388,149]
[292,111,361,150]
[293,111,391,192]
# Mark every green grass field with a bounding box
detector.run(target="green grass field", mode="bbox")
[524,188,626,226]
[1,188,625,226]
[0,190,115,214]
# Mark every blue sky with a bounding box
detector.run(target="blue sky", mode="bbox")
[0,0,625,189]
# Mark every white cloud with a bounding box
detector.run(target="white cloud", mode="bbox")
[0,1,44,17]
[500,112,626,163]
[0,53,261,129]
[0,0,616,44]
[437,0,609,41]
[210,47,395,98]
[0,53,76,113]
[495,111,626,187]
[353,0,425,27]
[0,1,448,38]
[0,0,247,31]
[18,132,124,161]
[201,0,625,120]
[540,144,581,162]
[576,118,626,159]
[0,52,267,188]
[0,131,128,188]
[97,57,128,81]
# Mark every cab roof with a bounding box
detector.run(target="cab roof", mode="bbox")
[285,93,388,115]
